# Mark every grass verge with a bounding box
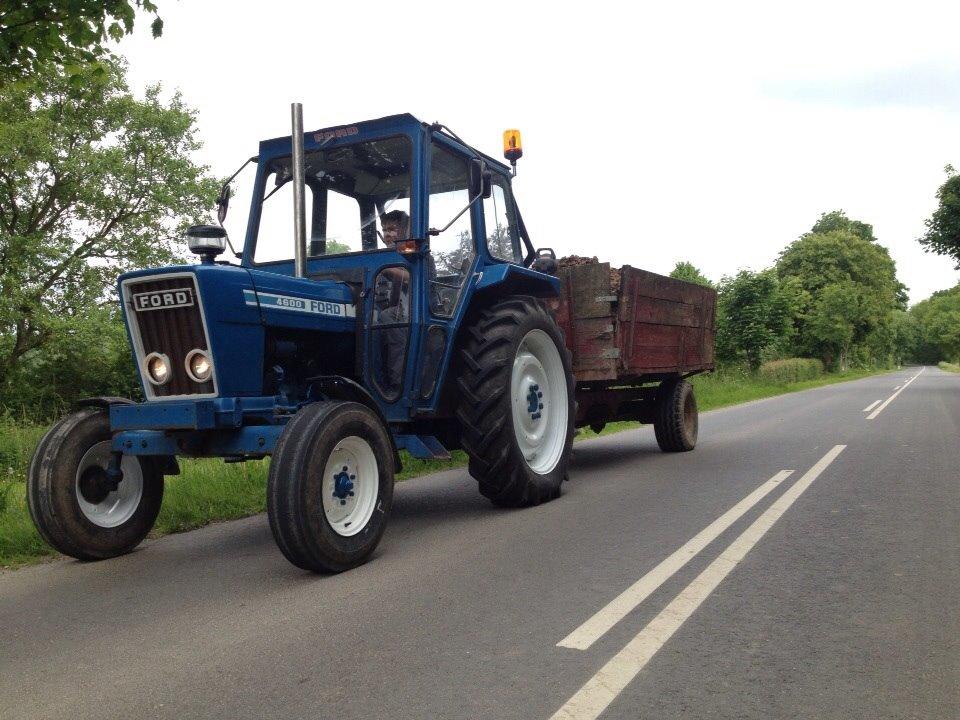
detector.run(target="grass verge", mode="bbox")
[938,361,960,373]
[0,366,889,568]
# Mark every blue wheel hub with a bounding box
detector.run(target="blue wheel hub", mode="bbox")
[526,383,544,421]
[331,465,356,506]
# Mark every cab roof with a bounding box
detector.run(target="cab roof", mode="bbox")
[257,112,512,176]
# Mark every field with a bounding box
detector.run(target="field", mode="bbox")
[0,367,886,568]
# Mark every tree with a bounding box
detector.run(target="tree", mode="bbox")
[715,269,794,370]
[669,261,712,287]
[433,229,474,275]
[888,309,918,367]
[670,260,713,287]
[910,284,960,364]
[776,227,905,368]
[918,165,960,269]
[0,304,140,417]
[805,282,858,370]
[0,59,218,393]
[811,210,877,242]
[326,239,351,255]
[0,1,162,79]
[486,222,514,262]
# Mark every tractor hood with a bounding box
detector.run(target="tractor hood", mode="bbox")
[242,267,357,331]
[117,263,357,400]
[118,263,357,331]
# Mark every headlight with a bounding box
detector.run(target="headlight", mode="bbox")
[145,352,171,386]
[185,349,212,383]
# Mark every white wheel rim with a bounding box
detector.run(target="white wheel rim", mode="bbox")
[74,441,144,528]
[510,329,568,474]
[321,436,379,537]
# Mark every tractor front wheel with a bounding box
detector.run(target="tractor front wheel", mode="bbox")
[456,296,575,507]
[267,401,395,573]
[27,407,164,560]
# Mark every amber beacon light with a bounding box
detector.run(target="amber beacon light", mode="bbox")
[503,129,522,175]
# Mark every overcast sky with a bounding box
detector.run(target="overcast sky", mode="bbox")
[116,0,960,303]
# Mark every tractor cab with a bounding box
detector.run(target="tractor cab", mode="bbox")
[230,113,554,421]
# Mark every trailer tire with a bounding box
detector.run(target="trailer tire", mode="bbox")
[654,379,698,452]
[456,296,575,507]
[267,401,394,573]
[27,407,164,560]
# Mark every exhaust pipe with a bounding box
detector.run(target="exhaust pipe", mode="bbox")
[291,102,307,278]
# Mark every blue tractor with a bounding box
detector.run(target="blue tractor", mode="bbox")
[28,106,575,572]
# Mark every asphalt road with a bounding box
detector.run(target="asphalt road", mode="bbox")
[1,366,958,720]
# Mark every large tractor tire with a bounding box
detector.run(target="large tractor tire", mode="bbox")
[267,401,395,573]
[456,296,575,507]
[27,407,164,560]
[653,378,698,452]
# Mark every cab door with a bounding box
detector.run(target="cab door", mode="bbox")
[410,137,481,406]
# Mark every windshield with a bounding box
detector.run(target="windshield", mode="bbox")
[254,136,412,263]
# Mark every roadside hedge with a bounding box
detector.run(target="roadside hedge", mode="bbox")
[758,358,824,383]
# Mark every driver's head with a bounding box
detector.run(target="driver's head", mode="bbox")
[380,210,410,246]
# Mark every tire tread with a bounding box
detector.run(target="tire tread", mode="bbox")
[455,295,574,507]
[654,379,698,452]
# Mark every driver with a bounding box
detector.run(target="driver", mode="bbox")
[380,210,409,250]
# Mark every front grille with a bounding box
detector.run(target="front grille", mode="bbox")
[122,274,216,398]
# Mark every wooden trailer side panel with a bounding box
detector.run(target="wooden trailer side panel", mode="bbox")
[617,266,716,375]
[551,263,619,382]
[548,262,716,383]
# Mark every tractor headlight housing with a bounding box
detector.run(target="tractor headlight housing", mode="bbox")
[185,349,213,383]
[145,352,172,386]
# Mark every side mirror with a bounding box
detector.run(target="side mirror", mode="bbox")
[469,158,493,200]
[216,184,231,224]
[531,247,558,275]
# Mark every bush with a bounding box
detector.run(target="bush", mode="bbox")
[758,358,824,383]
[0,425,44,480]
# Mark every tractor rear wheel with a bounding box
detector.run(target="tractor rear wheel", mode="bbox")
[267,401,395,573]
[653,378,698,452]
[27,407,164,560]
[456,296,575,507]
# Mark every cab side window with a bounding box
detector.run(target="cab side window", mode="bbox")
[483,176,521,263]
[428,144,475,317]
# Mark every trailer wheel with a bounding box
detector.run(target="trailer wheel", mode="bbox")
[267,401,394,573]
[654,379,698,452]
[27,407,164,560]
[456,296,575,507]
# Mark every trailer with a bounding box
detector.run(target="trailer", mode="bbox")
[547,260,716,449]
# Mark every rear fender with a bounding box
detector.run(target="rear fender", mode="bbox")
[473,263,560,301]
